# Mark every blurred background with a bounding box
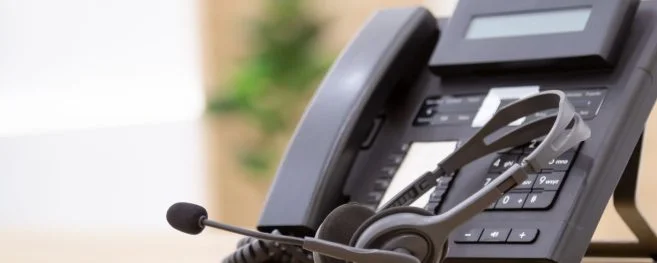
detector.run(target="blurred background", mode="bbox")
[0,0,655,262]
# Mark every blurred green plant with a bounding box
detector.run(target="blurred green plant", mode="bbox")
[207,0,334,176]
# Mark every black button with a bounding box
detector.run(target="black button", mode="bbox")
[361,117,384,149]
[380,167,397,178]
[436,95,484,113]
[544,153,575,171]
[495,193,528,209]
[507,229,539,243]
[534,172,565,191]
[483,174,499,187]
[454,228,484,243]
[424,97,441,106]
[480,228,511,243]
[400,143,411,153]
[489,154,519,173]
[373,179,390,191]
[418,106,437,118]
[523,191,557,209]
[388,154,404,165]
[515,174,537,190]
[366,192,383,203]
[429,113,474,126]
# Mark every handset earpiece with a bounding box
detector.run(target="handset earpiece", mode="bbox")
[348,90,591,263]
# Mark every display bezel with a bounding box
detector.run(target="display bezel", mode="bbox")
[429,0,638,75]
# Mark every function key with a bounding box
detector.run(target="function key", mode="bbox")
[424,96,441,106]
[430,188,447,202]
[400,143,411,153]
[495,193,528,210]
[507,229,539,243]
[489,154,520,173]
[480,228,511,243]
[524,191,557,209]
[534,172,565,191]
[429,113,475,126]
[454,228,484,243]
[380,166,398,178]
[365,192,383,203]
[387,154,405,165]
[437,95,485,113]
[576,108,596,120]
[417,105,437,118]
[544,152,575,172]
[372,179,390,191]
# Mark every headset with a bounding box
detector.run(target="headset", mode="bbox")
[166,90,591,263]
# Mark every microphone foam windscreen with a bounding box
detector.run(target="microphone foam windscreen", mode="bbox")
[314,203,375,263]
[166,202,208,235]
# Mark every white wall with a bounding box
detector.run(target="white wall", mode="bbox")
[0,0,207,232]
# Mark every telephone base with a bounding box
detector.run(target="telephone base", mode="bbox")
[586,134,657,260]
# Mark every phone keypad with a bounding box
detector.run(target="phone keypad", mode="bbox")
[484,140,579,211]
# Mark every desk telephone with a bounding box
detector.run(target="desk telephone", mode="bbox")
[167,0,657,262]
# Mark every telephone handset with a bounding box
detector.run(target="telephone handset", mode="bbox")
[258,7,439,235]
[255,0,657,262]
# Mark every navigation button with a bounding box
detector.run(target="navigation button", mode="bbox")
[454,228,483,243]
[480,228,510,243]
[489,154,519,173]
[495,193,528,209]
[534,172,565,191]
[507,229,539,243]
[524,191,557,209]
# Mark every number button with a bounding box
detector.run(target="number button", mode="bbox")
[534,172,565,191]
[495,193,528,210]
[515,174,537,190]
[489,154,519,173]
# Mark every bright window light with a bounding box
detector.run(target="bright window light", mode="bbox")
[0,0,205,137]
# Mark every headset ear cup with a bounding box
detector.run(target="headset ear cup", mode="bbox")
[349,206,433,247]
[314,203,376,263]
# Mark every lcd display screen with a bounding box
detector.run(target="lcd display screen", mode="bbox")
[465,7,592,40]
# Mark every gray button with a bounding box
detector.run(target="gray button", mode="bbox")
[480,228,510,243]
[454,228,483,243]
[516,174,537,190]
[523,191,557,209]
[534,172,565,191]
[495,193,528,210]
[507,229,539,243]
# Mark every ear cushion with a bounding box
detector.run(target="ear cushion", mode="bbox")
[349,206,433,247]
[314,203,375,263]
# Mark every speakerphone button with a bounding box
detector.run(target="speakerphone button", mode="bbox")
[480,228,511,243]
